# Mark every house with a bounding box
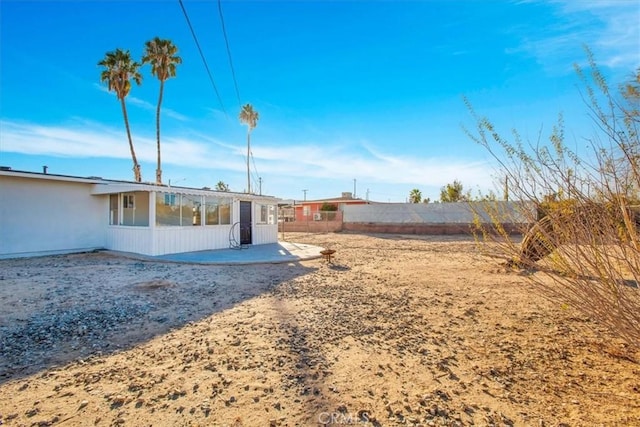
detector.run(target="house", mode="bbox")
[0,168,280,259]
[291,192,368,222]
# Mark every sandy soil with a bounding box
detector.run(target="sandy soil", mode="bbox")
[0,232,638,427]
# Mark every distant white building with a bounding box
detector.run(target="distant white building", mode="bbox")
[0,168,279,259]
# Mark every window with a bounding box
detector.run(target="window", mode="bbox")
[303,206,310,217]
[258,204,268,224]
[156,192,181,226]
[156,193,204,226]
[219,198,231,224]
[182,194,202,226]
[205,198,219,225]
[109,192,148,226]
[164,193,176,206]
[109,194,119,225]
[256,204,276,224]
[267,205,276,224]
[123,194,135,209]
[204,196,232,225]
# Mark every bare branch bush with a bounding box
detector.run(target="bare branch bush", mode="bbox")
[465,51,640,348]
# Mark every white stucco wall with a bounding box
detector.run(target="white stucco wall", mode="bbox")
[0,174,107,258]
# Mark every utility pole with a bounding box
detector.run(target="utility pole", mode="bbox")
[247,134,251,194]
[366,188,370,202]
[302,189,308,201]
[258,177,263,195]
[353,179,357,198]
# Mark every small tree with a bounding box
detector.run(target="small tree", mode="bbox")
[465,51,640,348]
[320,202,338,211]
[440,180,470,202]
[474,190,498,202]
[409,188,422,203]
[215,181,230,192]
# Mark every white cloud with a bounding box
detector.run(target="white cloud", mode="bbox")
[252,137,494,190]
[0,119,246,171]
[0,119,496,193]
[0,119,135,159]
[512,0,640,73]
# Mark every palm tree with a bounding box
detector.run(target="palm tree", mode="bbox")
[98,49,143,182]
[239,104,259,193]
[142,37,182,185]
[409,188,422,203]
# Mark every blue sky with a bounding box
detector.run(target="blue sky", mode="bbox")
[1,0,638,202]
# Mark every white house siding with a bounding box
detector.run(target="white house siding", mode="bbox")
[0,174,106,258]
[105,226,154,255]
[152,225,233,256]
[106,224,237,256]
[106,198,278,256]
[254,224,278,245]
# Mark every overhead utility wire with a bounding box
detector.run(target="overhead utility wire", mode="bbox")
[250,151,260,184]
[178,0,227,115]
[217,0,241,108]
[248,152,259,189]
[216,0,257,184]
[215,0,258,191]
[246,149,261,194]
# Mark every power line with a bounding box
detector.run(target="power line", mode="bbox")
[241,148,260,193]
[214,0,257,195]
[178,0,227,115]
[250,150,261,193]
[250,150,261,183]
[217,0,241,108]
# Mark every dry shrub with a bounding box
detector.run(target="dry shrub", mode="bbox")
[466,49,640,348]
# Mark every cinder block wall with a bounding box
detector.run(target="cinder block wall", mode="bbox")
[342,222,524,235]
[279,202,533,235]
[279,220,343,233]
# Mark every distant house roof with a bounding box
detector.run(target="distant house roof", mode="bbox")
[299,197,367,204]
[281,191,363,205]
[288,196,369,206]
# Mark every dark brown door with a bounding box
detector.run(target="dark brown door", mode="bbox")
[240,201,252,245]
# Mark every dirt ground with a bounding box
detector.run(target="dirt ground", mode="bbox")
[0,232,638,427]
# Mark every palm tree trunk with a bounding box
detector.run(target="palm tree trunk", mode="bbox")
[156,81,165,185]
[120,97,141,182]
[246,131,251,193]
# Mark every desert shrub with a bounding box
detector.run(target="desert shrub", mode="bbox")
[320,202,338,211]
[465,51,640,348]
